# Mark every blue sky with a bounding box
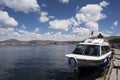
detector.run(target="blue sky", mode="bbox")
[0,0,119,41]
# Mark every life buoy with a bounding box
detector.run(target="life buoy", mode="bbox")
[68,57,77,67]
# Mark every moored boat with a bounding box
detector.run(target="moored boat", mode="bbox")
[65,38,112,69]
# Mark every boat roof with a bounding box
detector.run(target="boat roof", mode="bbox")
[78,39,109,46]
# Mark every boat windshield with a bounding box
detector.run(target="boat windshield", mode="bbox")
[73,44,100,56]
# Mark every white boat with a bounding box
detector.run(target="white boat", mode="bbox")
[65,38,112,68]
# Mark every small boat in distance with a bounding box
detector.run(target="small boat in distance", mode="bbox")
[65,37,112,69]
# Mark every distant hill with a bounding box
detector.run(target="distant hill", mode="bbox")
[0,36,120,46]
[104,36,120,41]
[0,39,80,46]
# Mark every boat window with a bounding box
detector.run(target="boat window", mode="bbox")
[73,44,100,56]
[101,46,110,55]
[84,45,100,56]
[72,44,87,55]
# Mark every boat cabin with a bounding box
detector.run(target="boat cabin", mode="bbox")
[72,39,111,57]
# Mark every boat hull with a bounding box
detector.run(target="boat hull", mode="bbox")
[66,52,112,68]
[76,58,109,68]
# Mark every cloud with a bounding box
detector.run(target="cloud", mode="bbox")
[85,22,99,31]
[48,17,80,32]
[50,1,108,32]
[75,4,106,23]
[0,27,80,41]
[72,27,90,36]
[39,11,55,23]
[0,0,40,14]
[0,1,111,41]
[21,24,26,30]
[99,1,109,7]
[48,0,109,38]
[105,29,113,34]
[49,16,55,19]
[0,10,18,27]
[0,27,110,41]
[69,17,79,27]
[34,28,40,33]
[49,19,72,31]
[74,2,108,33]
[113,21,118,27]
[0,27,42,41]
[0,28,17,41]
[41,4,47,8]
[41,32,89,41]
[39,11,49,23]
[59,0,70,4]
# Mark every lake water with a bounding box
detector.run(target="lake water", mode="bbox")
[0,45,105,80]
[0,45,76,80]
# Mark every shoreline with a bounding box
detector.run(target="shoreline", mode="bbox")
[0,39,80,46]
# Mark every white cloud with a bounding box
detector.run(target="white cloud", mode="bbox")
[41,11,48,16]
[39,11,55,23]
[0,28,17,41]
[0,10,18,27]
[75,4,106,23]
[49,19,71,31]
[42,32,89,41]
[74,2,108,34]
[0,27,80,41]
[0,27,111,41]
[113,21,118,27]
[39,16,49,23]
[49,1,109,36]
[34,28,40,33]
[21,24,26,30]
[49,16,55,19]
[39,11,49,23]
[59,0,70,4]
[0,1,111,41]
[72,27,90,36]
[0,0,40,14]
[99,1,109,7]
[2,28,42,41]
[48,17,79,31]
[105,29,113,34]
[69,17,79,27]
[85,22,99,31]
[41,4,47,8]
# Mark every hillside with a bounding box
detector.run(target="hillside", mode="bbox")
[0,39,80,46]
[0,36,120,46]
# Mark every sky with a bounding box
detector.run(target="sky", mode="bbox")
[0,0,120,41]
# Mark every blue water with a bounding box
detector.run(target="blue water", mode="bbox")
[0,45,76,80]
